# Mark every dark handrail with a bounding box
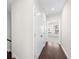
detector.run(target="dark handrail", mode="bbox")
[7,39,12,42]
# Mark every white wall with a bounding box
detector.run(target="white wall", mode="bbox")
[12,0,33,59]
[7,0,12,40]
[7,11,11,40]
[61,0,71,59]
[7,11,11,52]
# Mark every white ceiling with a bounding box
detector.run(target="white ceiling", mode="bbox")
[36,0,66,15]
[8,0,66,16]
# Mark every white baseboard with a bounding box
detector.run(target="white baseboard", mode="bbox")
[61,45,70,59]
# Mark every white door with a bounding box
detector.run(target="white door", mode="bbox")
[33,7,46,59]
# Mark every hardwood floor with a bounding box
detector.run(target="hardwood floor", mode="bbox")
[38,42,67,59]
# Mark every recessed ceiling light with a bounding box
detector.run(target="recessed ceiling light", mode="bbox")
[51,8,55,11]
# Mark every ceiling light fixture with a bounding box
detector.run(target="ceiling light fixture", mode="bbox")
[51,8,55,11]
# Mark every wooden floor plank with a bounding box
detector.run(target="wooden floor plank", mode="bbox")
[38,42,67,59]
